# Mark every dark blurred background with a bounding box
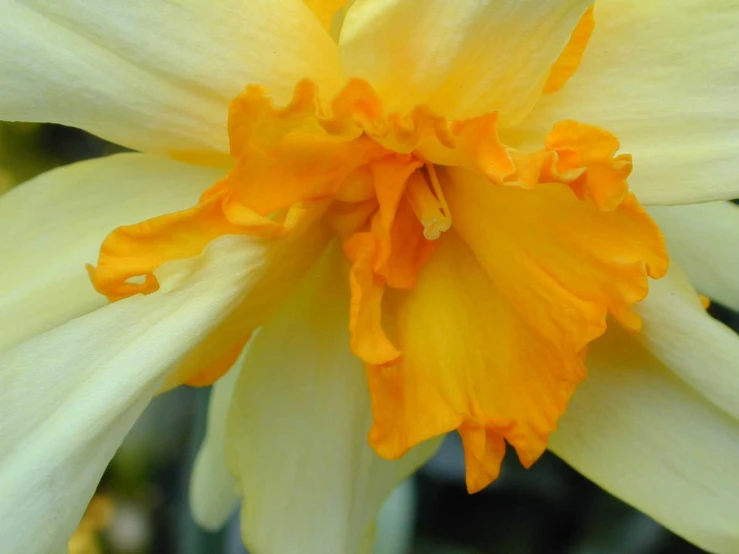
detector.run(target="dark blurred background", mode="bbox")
[5,122,733,554]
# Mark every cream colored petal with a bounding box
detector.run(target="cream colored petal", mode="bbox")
[0,153,225,353]
[160,211,333,390]
[633,266,739,424]
[2,0,342,159]
[649,202,739,312]
[511,0,739,205]
[225,245,441,554]
[0,235,279,554]
[339,0,591,123]
[551,325,739,554]
[192,376,421,549]
[189,359,242,531]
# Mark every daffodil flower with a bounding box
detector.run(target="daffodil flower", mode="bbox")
[1,1,738,553]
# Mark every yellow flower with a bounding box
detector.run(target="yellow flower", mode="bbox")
[0,1,738,553]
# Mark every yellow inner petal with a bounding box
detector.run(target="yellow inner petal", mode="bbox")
[543,5,596,94]
[88,77,667,491]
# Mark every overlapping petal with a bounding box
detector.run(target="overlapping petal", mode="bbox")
[1,0,342,160]
[634,267,739,424]
[650,202,739,312]
[157,213,332,390]
[511,0,739,205]
[551,326,739,554]
[0,235,280,554]
[339,0,592,123]
[0,153,222,352]
[225,246,441,554]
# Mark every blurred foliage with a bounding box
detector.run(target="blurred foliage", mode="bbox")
[68,495,115,554]
[6,123,729,554]
[0,122,51,189]
[415,436,707,554]
[0,121,125,189]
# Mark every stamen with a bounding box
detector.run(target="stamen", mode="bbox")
[405,167,452,240]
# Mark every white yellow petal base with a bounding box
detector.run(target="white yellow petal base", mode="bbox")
[224,245,441,554]
[552,324,739,554]
[0,234,278,554]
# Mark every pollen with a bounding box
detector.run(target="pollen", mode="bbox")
[407,165,452,241]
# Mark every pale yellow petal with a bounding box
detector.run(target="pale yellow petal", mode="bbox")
[225,245,441,554]
[633,266,739,424]
[511,0,739,205]
[1,0,342,159]
[339,0,591,123]
[0,153,224,353]
[161,214,333,390]
[551,326,739,554]
[189,360,242,531]
[649,202,739,312]
[0,235,278,554]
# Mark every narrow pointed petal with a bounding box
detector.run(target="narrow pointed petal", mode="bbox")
[649,202,739,312]
[513,0,739,205]
[551,326,739,553]
[0,235,278,554]
[1,0,342,159]
[189,361,242,531]
[225,246,441,554]
[339,0,591,123]
[633,266,739,424]
[0,153,224,353]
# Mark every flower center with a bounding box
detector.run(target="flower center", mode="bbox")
[88,78,667,492]
[88,77,663,367]
[408,164,452,241]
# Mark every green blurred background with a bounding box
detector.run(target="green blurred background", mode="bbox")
[4,122,732,554]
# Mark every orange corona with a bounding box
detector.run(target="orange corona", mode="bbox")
[88,6,667,493]
[89,76,667,492]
